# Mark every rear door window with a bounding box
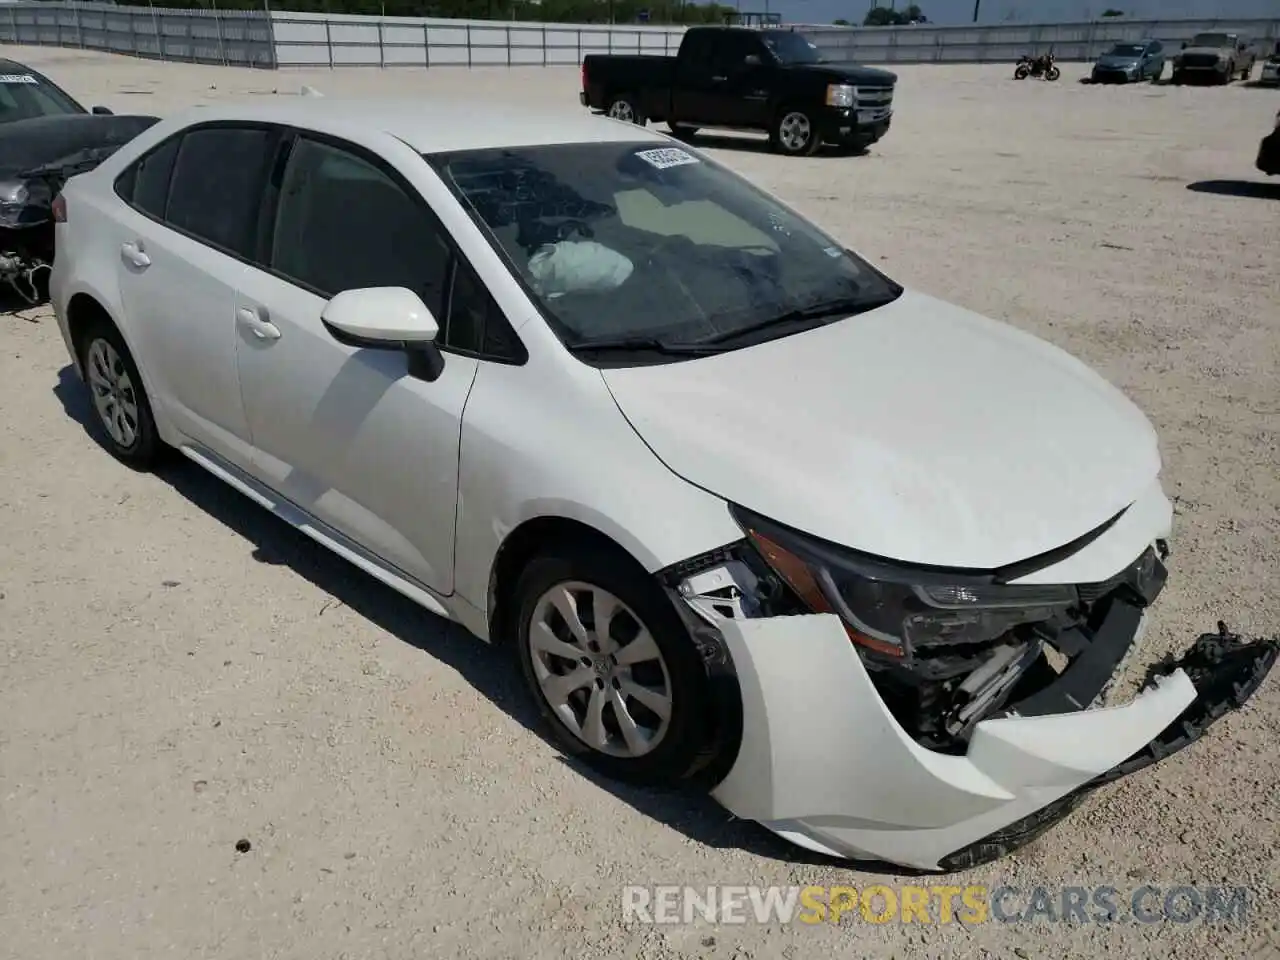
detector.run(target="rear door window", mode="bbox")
[117,135,182,219]
[164,126,277,259]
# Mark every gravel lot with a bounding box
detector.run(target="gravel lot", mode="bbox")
[2,45,1278,960]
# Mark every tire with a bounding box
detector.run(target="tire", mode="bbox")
[1014,64,1030,79]
[1151,63,1164,82]
[667,122,699,141]
[78,319,161,469]
[512,543,714,785]
[1045,66,1061,81]
[1172,69,1184,84]
[1240,61,1251,82]
[605,94,645,126]
[770,108,821,157]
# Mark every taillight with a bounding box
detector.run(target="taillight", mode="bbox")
[52,194,67,223]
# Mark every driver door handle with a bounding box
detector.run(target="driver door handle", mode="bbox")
[236,305,281,341]
[120,240,150,269]
[711,75,728,82]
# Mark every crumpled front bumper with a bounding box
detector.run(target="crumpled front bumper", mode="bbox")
[709,611,1276,871]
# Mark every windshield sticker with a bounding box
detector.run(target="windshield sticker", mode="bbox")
[0,74,40,84]
[823,246,843,257]
[634,147,700,171]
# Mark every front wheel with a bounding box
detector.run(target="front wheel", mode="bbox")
[512,544,714,785]
[1045,65,1061,81]
[770,108,821,156]
[606,94,645,125]
[1014,64,1030,79]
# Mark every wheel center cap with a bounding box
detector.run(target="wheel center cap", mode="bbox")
[592,655,611,676]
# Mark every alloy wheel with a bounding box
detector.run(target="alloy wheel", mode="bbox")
[528,581,673,759]
[608,99,636,123]
[86,338,140,449]
[778,111,812,152]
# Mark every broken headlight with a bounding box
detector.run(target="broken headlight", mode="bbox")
[731,504,1076,659]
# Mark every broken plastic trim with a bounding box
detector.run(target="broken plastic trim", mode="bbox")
[938,622,1279,872]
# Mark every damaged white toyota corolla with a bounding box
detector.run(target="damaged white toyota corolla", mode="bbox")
[51,102,1276,871]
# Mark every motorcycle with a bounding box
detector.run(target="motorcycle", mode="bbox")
[1014,52,1061,81]
[1,114,157,304]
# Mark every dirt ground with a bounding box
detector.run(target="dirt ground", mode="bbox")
[1,45,1278,960]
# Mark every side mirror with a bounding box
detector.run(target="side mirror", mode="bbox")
[744,53,761,66]
[321,287,445,379]
[91,105,113,115]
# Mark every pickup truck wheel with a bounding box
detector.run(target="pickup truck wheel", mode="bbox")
[606,95,645,125]
[771,109,821,157]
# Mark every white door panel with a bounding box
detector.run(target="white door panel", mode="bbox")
[233,268,478,595]
[114,208,255,468]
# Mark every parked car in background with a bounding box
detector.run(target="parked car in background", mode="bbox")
[1257,108,1280,175]
[1090,40,1165,83]
[48,99,1277,873]
[579,26,896,157]
[1171,32,1255,84]
[1,59,158,302]
[1259,51,1280,86]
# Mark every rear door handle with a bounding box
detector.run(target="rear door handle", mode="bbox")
[120,240,150,268]
[236,305,281,341]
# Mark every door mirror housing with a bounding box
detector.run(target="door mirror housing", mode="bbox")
[321,287,445,380]
[90,105,113,115]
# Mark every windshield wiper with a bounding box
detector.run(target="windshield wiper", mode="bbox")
[565,335,723,357]
[692,290,901,347]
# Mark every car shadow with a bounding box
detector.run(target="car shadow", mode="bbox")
[50,363,942,877]
[1186,179,1280,199]
[684,133,870,159]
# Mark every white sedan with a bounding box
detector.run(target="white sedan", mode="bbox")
[49,100,1276,871]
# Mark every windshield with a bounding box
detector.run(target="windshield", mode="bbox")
[1106,44,1146,57]
[427,142,901,360]
[0,69,86,124]
[761,31,824,65]
[1189,33,1231,48]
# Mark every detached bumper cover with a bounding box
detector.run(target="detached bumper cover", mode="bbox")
[710,612,1276,871]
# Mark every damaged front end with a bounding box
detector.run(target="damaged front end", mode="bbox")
[660,501,1278,871]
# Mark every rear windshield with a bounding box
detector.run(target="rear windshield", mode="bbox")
[427,141,901,355]
[0,70,86,124]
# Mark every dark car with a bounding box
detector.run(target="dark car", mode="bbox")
[579,26,897,157]
[1091,40,1165,83]
[1,59,158,302]
[1258,109,1280,176]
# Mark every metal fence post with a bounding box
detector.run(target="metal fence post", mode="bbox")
[576,27,581,64]
[378,18,385,68]
[506,24,511,66]
[466,23,472,68]
[542,24,546,66]
[215,6,227,66]
[324,18,333,69]
[423,21,430,68]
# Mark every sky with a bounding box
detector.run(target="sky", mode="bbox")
[761,0,1280,25]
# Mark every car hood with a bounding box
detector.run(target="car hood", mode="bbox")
[0,114,159,178]
[1179,46,1229,57]
[790,61,898,86]
[599,290,1161,570]
[1096,54,1142,68]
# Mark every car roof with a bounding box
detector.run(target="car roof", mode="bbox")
[160,98,671,154]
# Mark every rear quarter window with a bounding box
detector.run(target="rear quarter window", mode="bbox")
[164,126,276,259]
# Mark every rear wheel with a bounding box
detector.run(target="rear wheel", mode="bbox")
[512,544,714,785]
[78,320,161,468]
[606,94,646,125]
[770,108,821,157]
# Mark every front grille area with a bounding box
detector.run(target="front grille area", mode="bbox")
[1182,53,1223,69]
[856,86,894,111]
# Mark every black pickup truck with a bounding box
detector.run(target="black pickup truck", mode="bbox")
[579,26,896,157]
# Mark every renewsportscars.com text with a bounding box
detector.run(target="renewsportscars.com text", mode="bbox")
[622,884,1251,926]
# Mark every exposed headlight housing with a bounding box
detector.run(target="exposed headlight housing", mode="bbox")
[825,83,856,108]
[0,179,34,229]
[731,505,1076,659]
